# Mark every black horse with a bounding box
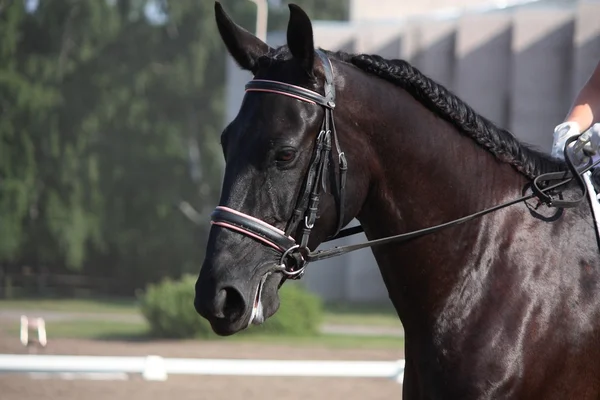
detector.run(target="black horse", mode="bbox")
[195,3,600,398]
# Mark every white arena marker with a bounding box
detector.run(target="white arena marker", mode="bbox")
[36,318,47,347]
[20,316,28,346]
[20,316,47,348]
[143,355,167,381]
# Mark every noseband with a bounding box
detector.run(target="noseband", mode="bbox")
[211,50,347,279]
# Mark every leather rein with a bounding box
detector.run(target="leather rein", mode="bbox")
[210,49,599,279]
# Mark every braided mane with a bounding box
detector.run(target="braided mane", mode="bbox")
[330,51,564,179]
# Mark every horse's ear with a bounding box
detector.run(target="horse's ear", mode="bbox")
[286,4,315,76]
[215,2,272,74]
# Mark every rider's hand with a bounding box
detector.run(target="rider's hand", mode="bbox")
[584,123,600,156]
[551,121,581,160]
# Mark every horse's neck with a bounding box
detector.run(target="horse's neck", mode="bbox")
[352,83,529,330]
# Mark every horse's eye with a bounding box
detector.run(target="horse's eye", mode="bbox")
[275,149,296,163]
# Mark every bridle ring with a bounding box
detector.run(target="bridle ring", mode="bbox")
[278,245,306,278]
[279,244,301,266]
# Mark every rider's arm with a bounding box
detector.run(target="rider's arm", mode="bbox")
[564,60,600,131]
[552,60,600,159]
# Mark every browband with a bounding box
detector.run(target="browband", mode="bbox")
[245,80,329,107]
[245,50,336,110]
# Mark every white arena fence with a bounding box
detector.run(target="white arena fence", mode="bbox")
[7,316,405,383]
[0,354,405,383]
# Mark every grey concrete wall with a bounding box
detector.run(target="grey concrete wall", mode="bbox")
[454,12,513,127]
[223,1,600,304]
[311,22,356,53]
[353,24,403,56]
[344,236,389,303]
[412,20,457,88]
[509,8,575,150]
[350,0,505,21]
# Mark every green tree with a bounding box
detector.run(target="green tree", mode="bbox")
[1,1,111,272]
[0,0,350,295]
[0,3,36,264]
[84,0,223,286]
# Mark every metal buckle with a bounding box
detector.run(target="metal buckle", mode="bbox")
[339,152,347,169]
[304,215,315,229]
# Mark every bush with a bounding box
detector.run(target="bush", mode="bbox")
[137,274,323,339]
[138,274,213,339]
[256,282,323,336]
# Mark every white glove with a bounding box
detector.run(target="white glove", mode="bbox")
[585,123,600,156]
[551,121,580,160]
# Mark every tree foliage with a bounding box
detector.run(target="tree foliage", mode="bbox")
[0,0,349,295]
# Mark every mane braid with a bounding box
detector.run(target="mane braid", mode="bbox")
[334,52,563,179]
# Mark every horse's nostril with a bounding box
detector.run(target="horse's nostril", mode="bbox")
[215,286,246,321]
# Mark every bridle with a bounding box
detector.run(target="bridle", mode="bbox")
[211,49,348,279]
[210,49,600,280]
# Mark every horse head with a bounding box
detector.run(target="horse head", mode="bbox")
[194,2,367,336]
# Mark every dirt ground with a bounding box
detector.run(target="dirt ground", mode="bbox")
[0,332,404,400]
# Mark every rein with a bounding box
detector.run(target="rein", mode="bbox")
[310,142,598,262]
[210,49,597,278]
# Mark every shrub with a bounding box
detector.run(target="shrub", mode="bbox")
[255,282,323,336]
[137,274,323,339]
[138,274,213,339]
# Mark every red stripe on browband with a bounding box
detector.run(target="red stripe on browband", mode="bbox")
[245,88,317,105]
[211,221,284,251]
